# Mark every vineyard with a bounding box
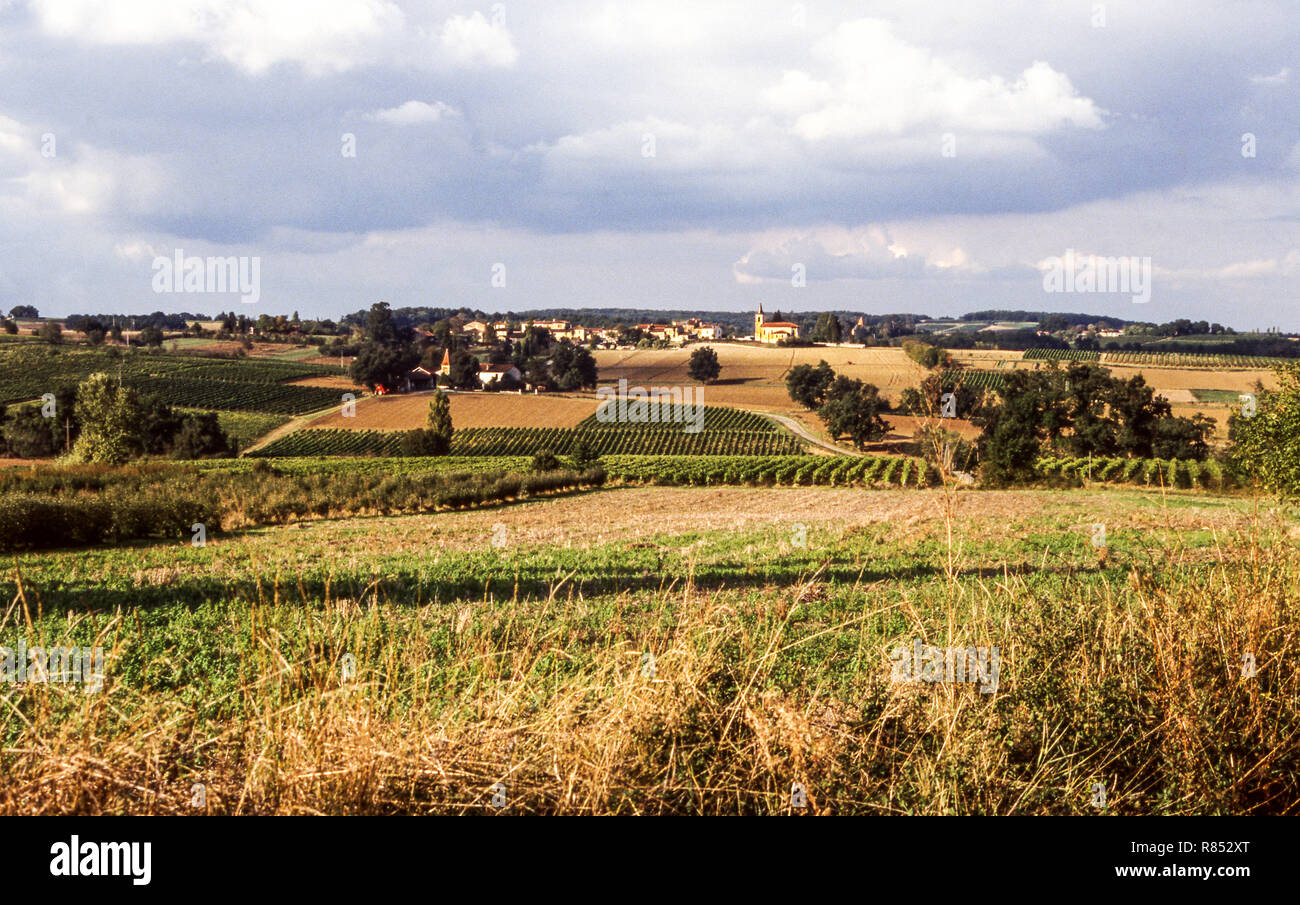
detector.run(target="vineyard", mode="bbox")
[1023,348,1102,362]
[578,403,780,432]
[1035,455,1240,489]
[0,346,348,413]
[938,369,1006,391]
[1100,350,1288,369]
[601,454,933,487]
[223,450,932,487]
[122,376,341,415]
[249,425,806,458]
[1023,346,1287,369]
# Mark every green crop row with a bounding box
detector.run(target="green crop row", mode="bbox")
[1022,348,1102,362]
[578,403,779,433]
[1036,455,1238,489]
[250,426,806,458]
[1100,351,1287,369]
[601,454,934,487]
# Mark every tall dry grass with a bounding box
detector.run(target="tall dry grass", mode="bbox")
[2,512,1297,815]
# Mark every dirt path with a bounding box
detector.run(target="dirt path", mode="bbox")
[241,402,346,454]
[762,412,862,456]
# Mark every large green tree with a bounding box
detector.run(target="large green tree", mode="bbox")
[349,302,419,391]
[72,373,143,464]
[818,377,889,449]
[1229,364,1300,496]
[785,360,836,409]
[687,346,721,383]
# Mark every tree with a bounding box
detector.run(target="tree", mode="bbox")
[902,340,947,370]
[40,321,63,344]
[426,391,453,450]
[687,346,722,383]
[976,369,1069,484]
[1062,362,1118,457]
[898,373,993,425]
[137,325,164,347]
[72,373,142,464]
[135,394,185,455]
[785,360,835,409]
[571,438,599,469]
[2,405,58,458]
[1152,414,1213,461]
[811,313,843,343]
[9,305,37,318]
[818,378,889,449]
[1,318,16,335]
[1107,374,1170,459]
[170,413,232,459]
[550,343,599,390]
[349,302,418,390]
[530,449,560,472]
[448,350,482,389]
[398,428,447,456]
[1229,364,1300,496]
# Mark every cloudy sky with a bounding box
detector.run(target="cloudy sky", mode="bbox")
[1,0,1298,326]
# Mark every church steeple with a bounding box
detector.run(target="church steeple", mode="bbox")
[754,303,765,338]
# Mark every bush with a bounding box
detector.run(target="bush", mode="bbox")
[530,449,561,472]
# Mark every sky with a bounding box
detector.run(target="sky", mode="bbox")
[1,0,1298,328]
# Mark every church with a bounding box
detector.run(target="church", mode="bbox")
[753,304,800,344]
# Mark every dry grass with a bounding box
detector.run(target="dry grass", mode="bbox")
[593,345,926,410]
[1,481,1297,815]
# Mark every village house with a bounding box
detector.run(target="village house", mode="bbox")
[402,350,521,391]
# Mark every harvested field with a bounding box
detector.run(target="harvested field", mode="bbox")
[308,391,599,431]
[593,344,925,410]
[287,375,358,390]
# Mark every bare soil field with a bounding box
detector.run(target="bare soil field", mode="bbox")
[308,391,599,431]
[287,375,358,390]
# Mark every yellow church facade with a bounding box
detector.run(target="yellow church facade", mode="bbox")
[753,304,799,343]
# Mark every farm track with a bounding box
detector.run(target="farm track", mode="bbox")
[758,412,861,456]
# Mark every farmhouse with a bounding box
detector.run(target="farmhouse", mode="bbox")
[753,304,799,343]
[404,350,521,391]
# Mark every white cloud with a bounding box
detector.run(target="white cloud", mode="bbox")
[1250,66,1290,86]
[0,112,168,216]
[732,226,983,283]
[366,100,459,126]
[26,1,517,74]
[438,11,518,69]
[781,19,1104,141]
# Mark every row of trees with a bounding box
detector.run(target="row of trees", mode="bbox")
[0,374,232,463]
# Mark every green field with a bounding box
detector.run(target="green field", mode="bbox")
[2,483,1295,814]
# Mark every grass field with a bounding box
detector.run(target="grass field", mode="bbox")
[3,482,1295,815]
